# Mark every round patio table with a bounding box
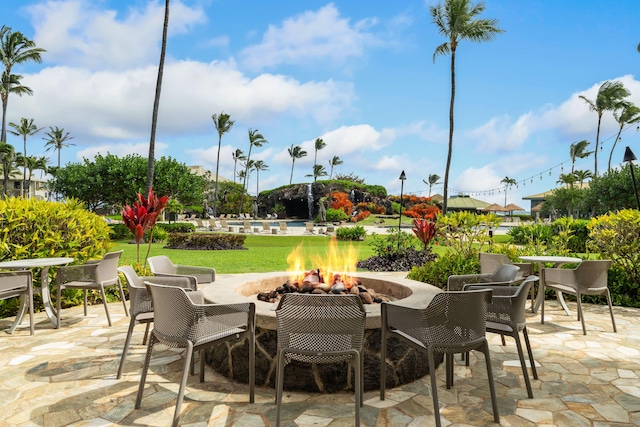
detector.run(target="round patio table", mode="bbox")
[0,257,74,330]
[519,255,582,314]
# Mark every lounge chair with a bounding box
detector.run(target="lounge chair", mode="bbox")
[243,220,253,233]
[261,221,273,233]
[304,222,316,235]
[219,219,230,231]
[278,221,288,234]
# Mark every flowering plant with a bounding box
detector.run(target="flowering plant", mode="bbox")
[412,218,437,251]
[122,188,169,264]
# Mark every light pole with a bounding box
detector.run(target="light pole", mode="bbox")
[623,146,640,210]
[398,171,406,238]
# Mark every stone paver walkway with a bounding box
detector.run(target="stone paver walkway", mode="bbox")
[1,295,640,426]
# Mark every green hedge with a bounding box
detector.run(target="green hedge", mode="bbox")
[110,221,196,240]
[165,233,246,250]
[335,225,366,241]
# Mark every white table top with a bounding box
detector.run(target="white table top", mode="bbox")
[519,255,582,264]
[0,257,74,268]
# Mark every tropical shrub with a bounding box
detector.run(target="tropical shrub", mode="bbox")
[436,211,501,257]
[368,228,418,257]
[350,210,370,222]
[507,223,552,245]
[403,203,440,219]
[587,209,640,287]
[407,251,480,289]
[550,218,589,253]
[412,218,437,251]
[357,228,434,271]
[330,191,354,215]
[325,208,349,222]
[335,225,366,241]
[165,233,246,250]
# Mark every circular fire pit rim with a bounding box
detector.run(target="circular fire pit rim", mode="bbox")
[200,271,442,330]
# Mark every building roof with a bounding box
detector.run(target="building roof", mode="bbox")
[523,182,590,200]
[446,195,491,210]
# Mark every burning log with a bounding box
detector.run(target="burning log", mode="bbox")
[256,269,390,305]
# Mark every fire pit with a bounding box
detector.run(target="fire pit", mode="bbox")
[201,271,443,392]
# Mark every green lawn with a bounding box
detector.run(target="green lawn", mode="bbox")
[111,235,377,274]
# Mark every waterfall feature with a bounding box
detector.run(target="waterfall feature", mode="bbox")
[307,183,314,220]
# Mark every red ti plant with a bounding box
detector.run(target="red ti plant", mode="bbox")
[122,188,169,264]
[412,218,437,251]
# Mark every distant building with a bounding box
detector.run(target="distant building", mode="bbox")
[5,173,48,200]
[188,165,231,182]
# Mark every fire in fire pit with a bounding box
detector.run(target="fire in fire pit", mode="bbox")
[256,268,390,304]
[256,240,389,304]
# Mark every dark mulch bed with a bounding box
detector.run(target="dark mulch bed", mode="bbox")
[356,248,436,271]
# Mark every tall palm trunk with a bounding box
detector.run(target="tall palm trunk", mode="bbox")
[146,0,169,194]
[594,113,602,177]
[22,135,26,196]
[1,72,9,144]
[443,47,456,215]
[213,133,222,215]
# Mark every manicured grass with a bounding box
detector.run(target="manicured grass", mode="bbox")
[111,235,377,274]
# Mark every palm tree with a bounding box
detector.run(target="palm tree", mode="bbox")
[232,148,246,185]
[146,0,170,194]
[557,173,577,188]
[43,126,74,169]
[0,26,45,145]
[306,164,328,181]
[8,117,41,196]
[0,141,16,195]
[1,74,33,138]
[211,112,234,216]
[423,173,441,197]
[500,176,517,206]
[569,140,593,174]
[573,169,592,189]
[579,80,630,176]
[328,155,343,179]
[239,129,267,215]
[312,138,326,182]
[608,102,640,171]
[431,0,504,214]
[14,154,38,197]
[34,155,48,179]
[253,160,269,195]
[288,144,307,185]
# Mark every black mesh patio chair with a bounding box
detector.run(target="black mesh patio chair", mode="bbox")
[275,293,366,427]
[1,271,34,335]
[464,275,540,398]
[480,252,536,307]
[542,260,615,335]
[116,266,196,379]
[380,289,499,427]
[148,255,215,285]
[135,282,255,427]
[56,251,127,327]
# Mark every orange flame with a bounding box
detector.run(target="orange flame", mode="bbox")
[286,238,360,289]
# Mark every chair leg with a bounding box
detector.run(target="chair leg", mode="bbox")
[427,347,442,427]
[540,285,545,324]
[380,322,387,400]
[522,327,538,380]
[480,341,500,423]
[513,332,533,398]
[199,348,206,382]
[576,293,586,335]
[249,331,255,403]
[83,289,88,317]
[117,317,137,379]
[445,353,454,389]
[99,286,112,326]
[275,350,286,426]
[135,334,157,409]
[27,287,34,336]
[173,343,193,427]
[605,289,617,333]
[353,351,361,427]
[142,322,151,345]
[118,281,129,317]
[56,285,62,329]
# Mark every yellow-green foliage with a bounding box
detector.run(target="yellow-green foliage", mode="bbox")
[436,211,502,257]
[587,208,640,285]
[0,197,112,262]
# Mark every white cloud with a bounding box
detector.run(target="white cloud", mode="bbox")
[239,3,380,70]
[27,0,206,70]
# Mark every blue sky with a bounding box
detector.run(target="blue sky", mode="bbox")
[2,0,640,208]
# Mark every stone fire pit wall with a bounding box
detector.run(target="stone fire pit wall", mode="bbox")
[201,272,443,392]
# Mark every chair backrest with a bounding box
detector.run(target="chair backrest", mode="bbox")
[479,253,511,275]
[118,265,144,289]
[491,264,520,283]
[95,251,123,284]
[146,282,198,341]
[422,289,492,352]
[575,260,612,289]
[276,294,366,359]
[0,270,31,299]
[262,221,270,230]
[148,255,177,275]
[279,221,287,231]
[468,275,539,328]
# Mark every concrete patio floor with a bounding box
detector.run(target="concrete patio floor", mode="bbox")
[1,291,640,426]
